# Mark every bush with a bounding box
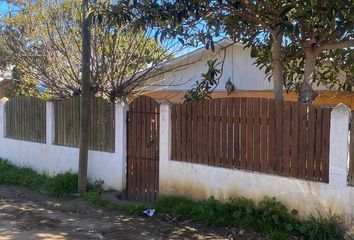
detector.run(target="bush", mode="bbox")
[0,159,78,198]
[227,197,257,229]
[301,211,345,240]
[45,172,78,198]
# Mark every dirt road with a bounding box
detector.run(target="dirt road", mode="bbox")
[0,185,264,240]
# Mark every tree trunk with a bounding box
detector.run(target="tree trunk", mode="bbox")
[78,0,91,194]
[271,31,284,100]
[299,51,317,103]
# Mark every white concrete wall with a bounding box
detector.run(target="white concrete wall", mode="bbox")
[159,103,354,227]
[0,98,128,191]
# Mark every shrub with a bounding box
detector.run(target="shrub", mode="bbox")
[155,196,196,217]
[301,211,345,240]
[45,172,78,198]
[227,197,258,229]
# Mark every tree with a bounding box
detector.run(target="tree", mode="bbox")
[2,0,178,101]
[100,0,298,100]
[184,59,221,102]
[287,0,354,103]
[78,0,91,194]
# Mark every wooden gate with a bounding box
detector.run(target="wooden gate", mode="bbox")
[126,96,160,202]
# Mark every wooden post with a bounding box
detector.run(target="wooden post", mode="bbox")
[348,111,354,186]
[78,0,91,194]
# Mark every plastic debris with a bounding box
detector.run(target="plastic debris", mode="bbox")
[143,209,155,217]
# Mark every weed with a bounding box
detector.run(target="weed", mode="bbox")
[119,203,148,214]
[45,172,78,198]
[0,159,78,198]
[227,197,257,229]
[301,211,345,240]
[155,195,196,217]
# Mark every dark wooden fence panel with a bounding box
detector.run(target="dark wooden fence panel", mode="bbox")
[171,97,331,182]
[5,96,46,143]
[54,97,115,152]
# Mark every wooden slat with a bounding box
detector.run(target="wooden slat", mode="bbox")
[209,100,215,166]
[298,104,308,179]
[227,98,234,168]
[307,105,316,180]
[260,99,268,172]
[186,103,192,161]
[221,98,228,167]
[267,99,275,173]
[203,101,209,165]
[274,100,283,174]
[240,98,247,169]
[192,102,198,163]
[233,98,241,168]
[290,103,299,178]
[215,98,221,167]
[181,104,187,161]
[171,105,176,160]
[246,98,254,170]
[282,101,291,176]
[253,99,260,172]
[321,109,331,183]
[314,108,323,181]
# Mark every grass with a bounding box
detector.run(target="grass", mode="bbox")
[0,159,78,198]
[0,159,346,239]
[154,196,345,240]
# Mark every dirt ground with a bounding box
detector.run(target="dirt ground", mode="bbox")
[0,185,265,240]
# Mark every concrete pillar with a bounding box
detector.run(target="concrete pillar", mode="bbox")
[46,101,54,145]
[159,103,171,193]
[329,103,351,187]
[115,101,128,191]
[0,98,8,138]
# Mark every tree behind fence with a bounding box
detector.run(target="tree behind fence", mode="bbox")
[54,97,115,152]
[5,96,46,143]
[171,97,331,182]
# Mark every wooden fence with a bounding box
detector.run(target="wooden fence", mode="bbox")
[5,96,46,143]
[54,97,115,152]
[171,97,331,182]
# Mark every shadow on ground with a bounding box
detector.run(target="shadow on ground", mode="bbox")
[0,185,265,240]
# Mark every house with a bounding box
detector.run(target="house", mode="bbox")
[141,39,354,109]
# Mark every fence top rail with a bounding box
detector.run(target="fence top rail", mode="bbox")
[172,97,334,110]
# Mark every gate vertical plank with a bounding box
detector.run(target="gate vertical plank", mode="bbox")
[176,104,182,161]
[209,100,215,166]
[314,108,323,181]
[298,104,308,179]
[233,98,241,168]
[253,99,260,172]
[282,101,291,176]
[268,99,275,173]
[274,100,283,175]
[203,101,209,165]
[181,104,187,161]
[321,109,331,183]
[260,99,268,172]
[246,98,254,170]
[171,105,176,160]
[227,98,234,168]
[215,98,221,166]
[240,98,247,169]
[192,102,198,163]
[197,102,203,164]
[290,103,299,178]
[307,105,316,180]
[221,98,228,167]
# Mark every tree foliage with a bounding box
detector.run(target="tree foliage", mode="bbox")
[2,0,177,101]
[184,59,221,103]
